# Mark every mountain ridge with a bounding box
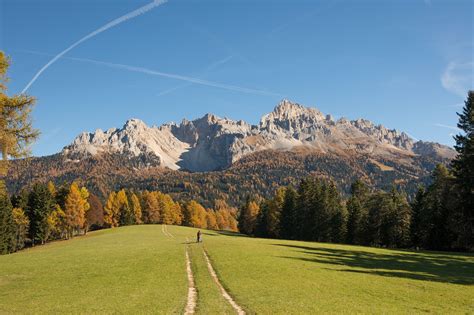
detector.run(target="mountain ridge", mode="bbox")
[6,99,455,204]
[61,99,455,172]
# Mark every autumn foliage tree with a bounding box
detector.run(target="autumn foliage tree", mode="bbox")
[116,189,132,226]
[129,193,142,225]
[64,183,90,237]
[141,191,160,224]
[86,193,104,231]
[12,207,29,250]
[238,197,260,235]
[104,192,119,228]
[183,200,207,228]
[0,51,38,254]
[0,51,39,177]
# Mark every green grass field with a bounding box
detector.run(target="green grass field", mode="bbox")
[0,225,473,314]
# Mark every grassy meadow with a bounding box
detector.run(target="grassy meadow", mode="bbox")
[0,225,473,314]
[0,226,188,314]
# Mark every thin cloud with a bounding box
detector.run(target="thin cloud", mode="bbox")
[441,61,473,98]
[189,23,254,68]
[21,50,281,97]
[74,56,281,96]
[21,0,167,93]
[434,123,461,131]
[157,55,234,97]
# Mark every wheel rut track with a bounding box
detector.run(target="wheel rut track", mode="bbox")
[202,248,246,315]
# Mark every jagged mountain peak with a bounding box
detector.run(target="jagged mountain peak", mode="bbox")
[124,118,147,128]
[61,100,455,172]
[269,99,325,120]
[194,113,222,125]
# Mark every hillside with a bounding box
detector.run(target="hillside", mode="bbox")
[6,100,455,204]
[0,225,472,314]
[7,149,445,207]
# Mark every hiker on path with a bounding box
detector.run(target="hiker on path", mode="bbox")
[197,230,202,243]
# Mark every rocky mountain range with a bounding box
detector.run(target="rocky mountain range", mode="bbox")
[6,100,455,205]
[61,100,455,172]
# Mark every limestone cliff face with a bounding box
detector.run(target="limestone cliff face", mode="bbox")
[62,100,455,171]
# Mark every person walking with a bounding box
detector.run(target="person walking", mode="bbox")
[197,230,202,243]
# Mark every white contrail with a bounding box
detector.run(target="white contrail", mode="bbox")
[434,123,461,131]
[156,55,234,97]
[21,0,167,93]
[20,50,281,96]
[67,56,281,96]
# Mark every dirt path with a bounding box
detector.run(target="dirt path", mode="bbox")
[202,249,246,315]
[161,224,174,238]
[184,247,197,315]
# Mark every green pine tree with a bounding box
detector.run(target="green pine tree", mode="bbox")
[0,192,14,254]
[410,186,426,248]
[279,186,297,239]
[451,90,474,249]
[26,183,54,245]
[346,180,369,245]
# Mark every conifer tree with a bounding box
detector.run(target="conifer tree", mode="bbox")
[117,189,132,226]
[382,188,411,248]
[104,192,120,227]
[327,182,347,243]
[64,183,89,237]
[130,193,142,224]
[48,204,67,240]
[279,186,297,240]
[410,186,426,248]
[141,191,160,224]
[0,192,14,254]
[255,200,270,237]
[346,180,369,244]
[451,90,474,249]
[0,51,37,253]
[256,188,284,238]
[11,189,29,210]
[183,200,206,227]
[422,164,457,250]
[12,207,29,250]
[86,193,104,231]
[158,193,175,225]
[26,183,54,245]
[216,209,228,230]
[206,210,218,230]
[238,197,260,235]
[0,51,39,176]
[295,178,315,240]
[171,202,183,225]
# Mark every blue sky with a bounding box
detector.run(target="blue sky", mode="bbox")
[1,0,472,156]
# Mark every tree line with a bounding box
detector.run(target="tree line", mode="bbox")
[240,164,470,251]
[240,92,473,252]
[0,181,238,254]
[101,189,238,231]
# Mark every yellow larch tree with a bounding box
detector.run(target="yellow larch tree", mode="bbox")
[104,191,119,228]
[64,183,89,236]
[0,51,39,177]
[130,193,142,224]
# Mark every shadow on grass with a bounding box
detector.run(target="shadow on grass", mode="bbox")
[210,230,249,238]
[273,244,474,285]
